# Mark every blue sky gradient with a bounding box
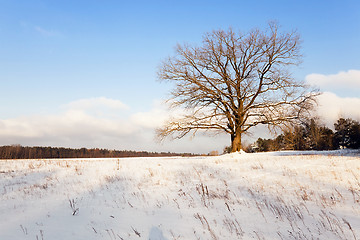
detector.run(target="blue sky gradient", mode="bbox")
[0,0,359,152]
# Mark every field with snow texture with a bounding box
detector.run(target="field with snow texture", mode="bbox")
[1,150,360,240]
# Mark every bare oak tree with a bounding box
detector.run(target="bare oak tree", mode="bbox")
[157,23,318,152]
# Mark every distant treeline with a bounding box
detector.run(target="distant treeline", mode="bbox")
[0,145,197,159]
[250,117,360,153]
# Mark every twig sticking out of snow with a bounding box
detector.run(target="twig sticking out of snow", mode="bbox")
[69,199,79,216]
[131,227,141,237]
[20,225,27,235]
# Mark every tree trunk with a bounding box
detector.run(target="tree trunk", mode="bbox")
[231,133,242,152]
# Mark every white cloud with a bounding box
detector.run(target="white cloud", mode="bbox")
[315,92,360,127]
[0,97,135,148]
[306,69,360,89]
[7,93,358,153]
[0,110,135,139]
[20,22,64,38]
[0,97,230,153]
[34,26,63,37]
[131,108,167,129]
[237,92,360,141]
[130,100,184,129]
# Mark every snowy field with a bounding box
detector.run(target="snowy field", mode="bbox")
[1,150,360,240]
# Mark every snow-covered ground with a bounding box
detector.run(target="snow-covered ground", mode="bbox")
[1,150,359,239]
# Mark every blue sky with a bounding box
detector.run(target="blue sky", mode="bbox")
[0,0,359,153]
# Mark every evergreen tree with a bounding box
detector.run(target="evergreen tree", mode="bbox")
[334,118,359,149]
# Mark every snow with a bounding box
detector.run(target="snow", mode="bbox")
[0,150,359,239]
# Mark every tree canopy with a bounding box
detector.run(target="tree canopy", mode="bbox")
[157,22,318,152]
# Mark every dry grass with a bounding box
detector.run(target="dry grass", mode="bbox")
[0,152,359,239]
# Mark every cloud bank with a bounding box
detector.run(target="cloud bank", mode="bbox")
[315,92,360,127]
[305,69,360,126]
[1,90,359,153]
[0,98,135,145]
[306,69,360,92]
[0,97,228,153]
